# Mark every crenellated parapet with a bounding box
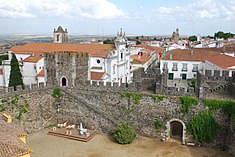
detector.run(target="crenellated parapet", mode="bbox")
[196,69,235,98]
[156,81,195,96]
[74,80,139,92]
[0,82,54,98]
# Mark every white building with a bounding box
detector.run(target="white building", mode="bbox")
[89,30,131,83]
[204,54,235,76]
[160,49,220,80]
[0,28,131,87]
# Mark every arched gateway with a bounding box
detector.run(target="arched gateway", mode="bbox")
[60,76,68,87]
[166,118,186,144]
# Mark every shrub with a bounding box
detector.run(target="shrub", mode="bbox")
[179,96,198,113]
[187,110,219,143]
[154,119,166,130]
[151,94,165,102]
[52,87,61,98]
[114,122,136,144]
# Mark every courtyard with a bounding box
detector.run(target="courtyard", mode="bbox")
[28,129,229,157]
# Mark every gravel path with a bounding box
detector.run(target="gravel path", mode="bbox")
[28,129,229,157]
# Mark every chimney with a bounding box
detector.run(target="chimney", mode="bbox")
[191,49,194,55]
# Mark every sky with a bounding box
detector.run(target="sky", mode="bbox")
[0,0,235,36]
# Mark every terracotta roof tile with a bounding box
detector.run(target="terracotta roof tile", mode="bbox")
[37,68,44,77]
[135,44,164,52]
[131,54,150,64]
[206,54,235,69]
[91,72,105,80]
[23,56,43,63]
[10,43,115,58]
[161,49,220,62]
[0,113,30,157]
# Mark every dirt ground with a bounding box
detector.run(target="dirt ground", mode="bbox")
[28,129,229,157]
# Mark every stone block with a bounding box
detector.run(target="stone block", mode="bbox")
[39,82,45,87]
[8,87,15,92]
[205,70,212,77]
[16,85,23,91]
[31,84,38,89]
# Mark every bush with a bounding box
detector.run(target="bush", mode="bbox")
[179,96,198,113]
[154,119,166,130]
[114,122,136,144]
[187,110,219,143]
[52,87,61,98]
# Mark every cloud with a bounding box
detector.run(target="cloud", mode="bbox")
[0,0,123,19]
[156,0,235,22]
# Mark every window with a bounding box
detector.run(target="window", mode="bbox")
[172,63,178,71]
[121,53,123,60]
[192,64,199,72]
[182,63,188,72]
[113,65,116,74]
[57,34,60,41]
[163,62,168,69]
[97,59,100,64]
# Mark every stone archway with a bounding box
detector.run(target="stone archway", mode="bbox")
[61,76,68,87]
[165,118,186,144]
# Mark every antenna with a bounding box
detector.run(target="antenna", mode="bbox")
[193,21,195,35]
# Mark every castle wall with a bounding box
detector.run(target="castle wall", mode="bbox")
[196,70,235,98]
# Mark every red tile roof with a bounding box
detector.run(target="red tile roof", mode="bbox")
[135,44,164,52]
[161,49,220,62]
[23,56,43,63]
[131,54,150,64]
[10,43,115,58]
[91,72,105,80]
[0,114,30,157]
[37,68,44,77]
[206,54,235,69]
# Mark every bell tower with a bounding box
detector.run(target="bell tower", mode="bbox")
[53,26,68,43]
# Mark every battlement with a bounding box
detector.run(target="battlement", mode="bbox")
[74,80,139,92]
[155,82,195,96]
[196,69,235,98]
[202,70,235,82]
[0,83,54,98]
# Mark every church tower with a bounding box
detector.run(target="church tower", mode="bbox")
[53,26,68,43]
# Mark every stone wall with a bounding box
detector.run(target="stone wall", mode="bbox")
[0,87,57,133]
[196,70,235,98]
[45,51,89,87]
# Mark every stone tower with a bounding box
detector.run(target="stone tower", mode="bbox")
[171,28,179,43]
[53,26,68,43]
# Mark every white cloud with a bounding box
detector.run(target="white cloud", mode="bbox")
[157,0,235,22]
[0,0,123,19]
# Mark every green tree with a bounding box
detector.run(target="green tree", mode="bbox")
[9,53,24,90]
[114,122,136,144]
[188,35,197,41]
[214,31,234,39]
[103,39,114,44]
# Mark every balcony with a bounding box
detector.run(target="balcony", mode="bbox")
[172,68,178,71]
[181,69,188,72]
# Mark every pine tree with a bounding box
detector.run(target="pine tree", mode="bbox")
[9,53,24,90]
